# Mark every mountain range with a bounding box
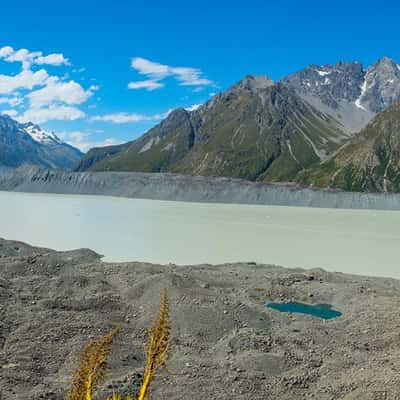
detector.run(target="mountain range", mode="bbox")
[76,57,400,192]
[0,115,82,169]
[76,77,345,181]
[2,57,400,193]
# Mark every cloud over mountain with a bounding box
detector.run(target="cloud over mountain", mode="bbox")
[0,45,92,124]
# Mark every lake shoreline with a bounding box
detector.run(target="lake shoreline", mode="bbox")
[1,190,399,278]
[1,165,400,210]
[1,237,400,399]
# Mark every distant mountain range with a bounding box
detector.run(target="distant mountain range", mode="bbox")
[0,115,82,169]
[3,57,400,192]
[76,57,400,192]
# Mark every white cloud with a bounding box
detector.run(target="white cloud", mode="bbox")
[0,96,23,106]
[18,105,85,124]
[58,131,123,152]
[128,57,213,90]
[27,78,97,108]
[0,46,69,68]
[0,46,14,58]
[57,131,88,142]
[0,46,210,128]
[1,109,18,117]
[0,45,96,124]
[171,66,212,86]
[72,67,87,73]
[91,111,166,124]
[0,69,49,94]
[35,53,70,66]
[131,58,170,79]
[128,79,164,91]
[4,48,42,69]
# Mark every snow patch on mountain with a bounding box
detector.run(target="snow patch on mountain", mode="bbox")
[355,79,369,112]
[22,122,63,145]
[316,70,331,77]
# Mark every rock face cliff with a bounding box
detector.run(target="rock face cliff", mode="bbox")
[2,166,400,210]
[282,61,365,110]
[282,57,400,133]
[0,115,83,169]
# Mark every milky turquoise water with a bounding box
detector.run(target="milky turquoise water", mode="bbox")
[1,191,400,279]
[267,302,342,319]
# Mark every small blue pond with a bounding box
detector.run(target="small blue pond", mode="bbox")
[267,302,342,320]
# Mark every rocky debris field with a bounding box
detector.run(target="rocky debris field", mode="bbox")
[1,238,400,399]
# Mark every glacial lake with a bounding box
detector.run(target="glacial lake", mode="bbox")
[1,191,400,279]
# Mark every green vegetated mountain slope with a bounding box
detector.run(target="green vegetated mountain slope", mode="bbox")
[297,100,400,192]
[76,76,347,182]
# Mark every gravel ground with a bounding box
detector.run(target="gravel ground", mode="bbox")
[1,238,400,399]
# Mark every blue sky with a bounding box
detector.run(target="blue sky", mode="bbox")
[0,0,399,151]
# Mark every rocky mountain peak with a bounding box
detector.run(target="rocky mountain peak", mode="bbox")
[0,114,21,131]
[282,58,400,133]
[203,75,275,111]
[19,121,62,145]
[161,108,190,124]
[221,75,274,97]
[233,75,275,93]
[20,121,39,129]
[373,56,398,69]
[358,56,400,113]
[281,61,365,109]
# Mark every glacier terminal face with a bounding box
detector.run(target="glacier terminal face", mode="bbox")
[1,166,400,210]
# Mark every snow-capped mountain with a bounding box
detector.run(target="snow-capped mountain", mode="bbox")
[20,122,63,145]
[0,115,83,169]
[282,57,400,133]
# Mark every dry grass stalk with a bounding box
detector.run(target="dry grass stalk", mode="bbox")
[67,328,119,400]
[137,289,171,400]
[66,290,171,400]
